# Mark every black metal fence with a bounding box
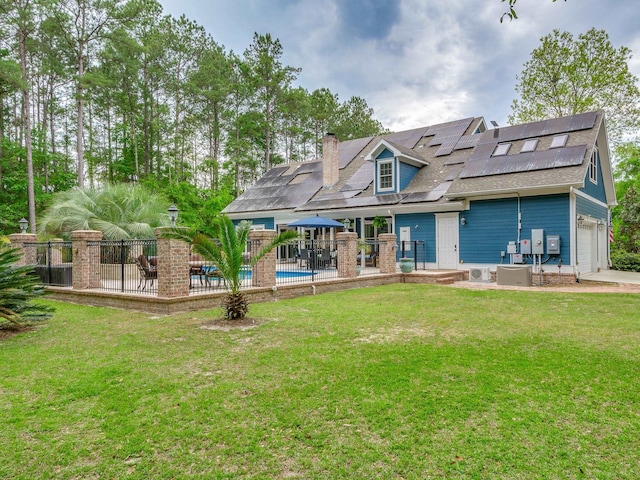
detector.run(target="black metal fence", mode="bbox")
[88,239,158,295]
[275,239,342,285]
[399,240,427,270]
[27,241,74,287]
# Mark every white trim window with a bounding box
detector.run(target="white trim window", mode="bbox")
[377,159,394,192]
[589,149,598,184]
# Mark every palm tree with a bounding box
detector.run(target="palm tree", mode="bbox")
[0,244,53,328]
[39,183,171,240]
[163,215,300,320]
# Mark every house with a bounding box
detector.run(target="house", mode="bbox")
[223,110,615,277]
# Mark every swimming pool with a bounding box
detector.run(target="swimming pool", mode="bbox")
[240,270,316,279]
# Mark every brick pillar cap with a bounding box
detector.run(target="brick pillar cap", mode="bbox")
[70,230,103,240]
[249,229,277,239]
[336,232,358,240]
[9,233,38,242]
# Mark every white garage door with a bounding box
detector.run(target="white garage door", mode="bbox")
[577,223,595,275]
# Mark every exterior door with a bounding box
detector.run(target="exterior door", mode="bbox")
[577,223,595,275]
[437,214,459,269]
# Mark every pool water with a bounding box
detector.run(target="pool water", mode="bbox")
[241,270,316,279]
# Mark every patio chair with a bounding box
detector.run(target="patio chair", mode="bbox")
[135,254,158,291]
[298,248,309,268]
[202,265,227,288]
[317,248,331,269]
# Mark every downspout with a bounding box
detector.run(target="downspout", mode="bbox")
[516,193,521,248]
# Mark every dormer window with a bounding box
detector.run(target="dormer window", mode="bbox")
[377,159,394,192]
[550,134,568,149]
[492,143,511,156]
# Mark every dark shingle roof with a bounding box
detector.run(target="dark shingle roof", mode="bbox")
[223,111,606,215]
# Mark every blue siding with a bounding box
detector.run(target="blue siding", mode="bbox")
[395,213,436,262]
[460,195,570,265]
[579,151,607,203]
[378,148,394,159]
[399,162,420,191]
[232,217,275,230]
[576,195,607,220]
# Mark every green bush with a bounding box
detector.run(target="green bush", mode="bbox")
[610,250,640,272]
[0,245,54,327]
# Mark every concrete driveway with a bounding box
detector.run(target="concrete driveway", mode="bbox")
[581,270,640,285]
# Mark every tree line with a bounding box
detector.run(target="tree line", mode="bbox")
[0,0,386,235]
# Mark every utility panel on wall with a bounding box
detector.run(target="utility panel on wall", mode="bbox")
[532,229,544,255]
[547,235,560,255]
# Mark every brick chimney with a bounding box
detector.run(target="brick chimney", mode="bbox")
[322,133,339,189]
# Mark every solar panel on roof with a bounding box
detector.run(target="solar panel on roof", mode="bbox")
[338,137,373,168]
[454,135,480,150]
[568,111,597,131]
[435,136,461,156]
[383,127,429,149]
[542,116,570,136]
[340,161,373,192]
[293,161,322,174]
[262,166,289,177]
[430,133,460,147]
[459,145,587,179]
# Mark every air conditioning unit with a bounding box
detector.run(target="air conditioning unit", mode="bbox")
[469,267,491,282]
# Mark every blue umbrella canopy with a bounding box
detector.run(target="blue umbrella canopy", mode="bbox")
[288,215,345,228]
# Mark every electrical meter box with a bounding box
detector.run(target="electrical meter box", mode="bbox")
[532,229,544,255]
[521,239,531,255]
[547,235,560,255]
[507,241,517,254]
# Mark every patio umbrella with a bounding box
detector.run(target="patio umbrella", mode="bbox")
[287,215,345,228]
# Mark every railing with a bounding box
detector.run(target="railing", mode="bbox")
[399,240,427,270]
[18,231,397,297]
[275,239,342,285]
[27,241,73,287]
[88,239,158,295]
[189,239,344,293]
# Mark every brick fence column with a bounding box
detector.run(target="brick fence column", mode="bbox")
[249,230,276,288]
[9,233,38,266]
[336,232,358,278]
[378,233,398,274]
[155,227,190,298]
[49,238,64,265]
[71,230,103,290]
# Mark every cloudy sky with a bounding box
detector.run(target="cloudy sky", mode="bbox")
[158,0,640,132]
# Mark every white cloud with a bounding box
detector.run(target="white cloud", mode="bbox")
[159,0,640,132]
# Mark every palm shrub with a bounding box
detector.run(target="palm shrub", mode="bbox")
[162,215,300,320]
[39,183,171,240]
[0,245,53,327]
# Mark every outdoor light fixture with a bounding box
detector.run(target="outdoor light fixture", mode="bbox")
[19,217,28,234]
[343,219,350,231]
[168,205,179,226]
[460,217,467,226]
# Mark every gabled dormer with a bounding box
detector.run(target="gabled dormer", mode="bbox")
[365,140,429,195]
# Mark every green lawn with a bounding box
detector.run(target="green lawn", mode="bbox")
[1,284,639,479]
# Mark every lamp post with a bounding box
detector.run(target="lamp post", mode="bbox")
[168,205,179,226]
[19,217,28,234]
